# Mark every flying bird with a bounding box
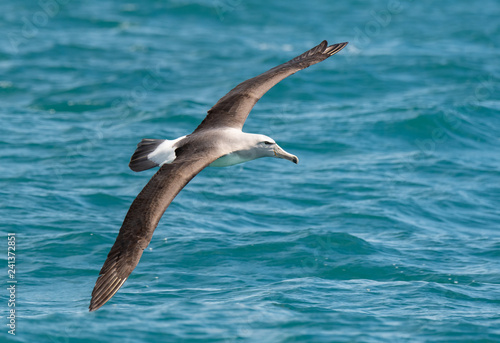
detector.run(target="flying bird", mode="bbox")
[89,40,348,311]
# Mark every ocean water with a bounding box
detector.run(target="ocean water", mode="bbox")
[1,0,499,342]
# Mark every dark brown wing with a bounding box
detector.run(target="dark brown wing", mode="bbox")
[89,147,223,311]
[194,40,348,132]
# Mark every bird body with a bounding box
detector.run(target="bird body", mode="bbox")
[89,40,348,311]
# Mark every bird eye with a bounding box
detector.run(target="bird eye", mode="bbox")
[264,141,273,145]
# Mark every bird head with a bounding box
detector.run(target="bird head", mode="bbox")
[256,135,298,164]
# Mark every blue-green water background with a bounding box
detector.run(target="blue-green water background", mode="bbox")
[1,0,499,342]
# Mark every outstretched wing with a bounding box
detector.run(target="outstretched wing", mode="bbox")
[89,148,222,311]
[194,40,348,132]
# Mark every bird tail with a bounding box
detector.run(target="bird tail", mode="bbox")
[129,139,165,172]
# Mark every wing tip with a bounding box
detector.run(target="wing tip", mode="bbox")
[324,41,349,56]
[89,275,127,312]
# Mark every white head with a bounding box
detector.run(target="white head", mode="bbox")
[209,132,299,168]
[245,134,299,164]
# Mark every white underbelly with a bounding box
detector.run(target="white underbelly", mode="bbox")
[209,152,251,167]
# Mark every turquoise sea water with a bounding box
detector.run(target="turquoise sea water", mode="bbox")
[1,0,499,342]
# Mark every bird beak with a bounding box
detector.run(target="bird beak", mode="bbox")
[274,145,299,164]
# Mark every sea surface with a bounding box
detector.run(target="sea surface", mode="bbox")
[1,0,499,342]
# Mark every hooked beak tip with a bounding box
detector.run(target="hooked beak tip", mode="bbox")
[274,145,298,164]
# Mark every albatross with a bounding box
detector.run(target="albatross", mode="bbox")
[89,40,348,311]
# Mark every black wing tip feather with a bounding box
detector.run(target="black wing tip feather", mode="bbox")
[89,273,128,312]
[324,41,348,56]
[89,251,128,312]
[314,40,348,56]
[289,40,348,66]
